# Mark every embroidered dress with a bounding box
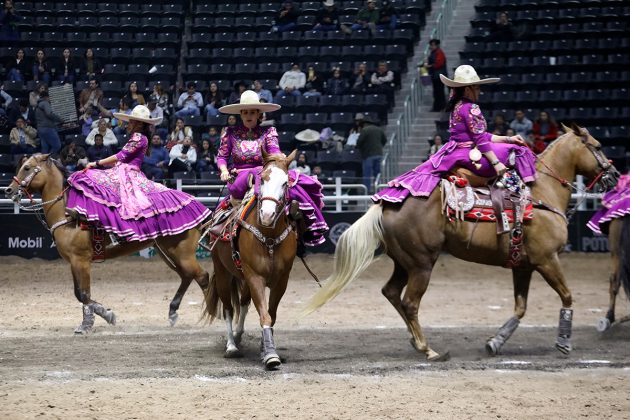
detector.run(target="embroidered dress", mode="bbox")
[373,98,538,203]
[587,173,630,234]
[67,133,211,241]
[216,124,328,246]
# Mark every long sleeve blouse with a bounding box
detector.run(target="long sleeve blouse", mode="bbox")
[216,124,281,170]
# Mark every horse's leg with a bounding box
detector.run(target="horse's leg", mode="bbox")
[248,273,281,370]
[381,260,409,326]
[486,268,533,356]
[535,255,574,354]
[268,273,289,327]
[234,285,251,346]
[214,262,240,358]
[70,257,116,334]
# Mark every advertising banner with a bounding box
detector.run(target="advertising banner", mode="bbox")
[0,214,59,259]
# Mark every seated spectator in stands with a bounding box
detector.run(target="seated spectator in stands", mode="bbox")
[326,67,349,95]
[427,133,444,158]
[78,78,103,114]
[32,50,51,85]
[196,139,217,173]
[532,111,558,143]
[86,133,113,163]
[8,99,35,127]
[509,110,533,139]
[220,114,238,138]
[149,82,169,113]
[228,81,247,105]
[489,113,508,135]
[79,106,95,137]
[312,164,325,179]
[142,134,169,181]
[104,98,132,135]
[276,63,306,98]
[490,11,513,42]
[175,82,203,118]
[166,117,193,150]
[80,48,103,81]
[303,67,324,98]
[201,126,221,152]
[370,61,395,103]
[204,82,224,117]
[351,63,370,93]
[29,82,47,107]
[10,117,37,155]
[1,0,21,41]
[271,1,299,33]
[60,141,87,173]
[7,49,29,82]
[289,152,312,175]
[253,80,273,104]
[124,81,146,108]
[85,118,117,147]
[147,100,167,139]
[351,0,379,35]
[168,135,197,177]
[55,48,78,84]
[314,0,348,33]
[377,0,398,30]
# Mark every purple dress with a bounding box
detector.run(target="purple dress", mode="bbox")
[217,124,328,246]
[587,173,630,234]
[374,98,538,203]
[67,133,211,241]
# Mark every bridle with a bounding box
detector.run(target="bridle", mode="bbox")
[256,161,290,230]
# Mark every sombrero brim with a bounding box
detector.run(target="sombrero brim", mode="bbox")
[219,103,281,114]
[295,129,320,142]
[113,112,163,126]
[440,74,500,88]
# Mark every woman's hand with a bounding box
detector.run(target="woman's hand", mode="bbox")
[220,170,231,182]
[507,134,527,147]
[493,161,507,176]
[86,161,98,170]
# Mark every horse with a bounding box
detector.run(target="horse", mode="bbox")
[597,216,630,331]
[5,154,210,333]
[304,123,620,361]
[203,150,298,370]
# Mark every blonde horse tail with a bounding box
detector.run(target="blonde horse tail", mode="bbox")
[303,204,384,315]
[202,273,221,323]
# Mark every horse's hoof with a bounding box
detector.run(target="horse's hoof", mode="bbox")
[224,346,242,359]
[74,325,92,335]
[104,310,116,326]
[169,313,179,327]
[555,341,572,355]
[263,353,281,370]
[597,317,611,332]
[427,351,450,362]
[485,338,500,356]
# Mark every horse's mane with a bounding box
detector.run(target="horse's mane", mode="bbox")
[48,157,69,178]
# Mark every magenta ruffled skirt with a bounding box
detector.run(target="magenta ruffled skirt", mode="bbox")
[587,174,630,234]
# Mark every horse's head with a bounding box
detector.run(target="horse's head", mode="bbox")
[258,149,297,227]
[5,154,61,202]
[561,123,620,192]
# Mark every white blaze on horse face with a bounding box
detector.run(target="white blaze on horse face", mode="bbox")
[260,166,288,226]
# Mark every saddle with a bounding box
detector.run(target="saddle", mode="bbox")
[66,209,108,263]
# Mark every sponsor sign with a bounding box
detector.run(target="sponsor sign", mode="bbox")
[0,215,59,259]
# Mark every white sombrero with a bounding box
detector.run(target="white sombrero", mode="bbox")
[219,90,281,114]
[295,129,320,143]
[113,105,163,125]
[440,65,500,88]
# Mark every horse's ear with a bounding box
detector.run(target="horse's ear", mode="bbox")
[38,153,51,161]
[560,122,571,134]
[569,121,582,136]
[286,149,298,164]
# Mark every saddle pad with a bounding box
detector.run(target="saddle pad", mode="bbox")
[446,205,534,223]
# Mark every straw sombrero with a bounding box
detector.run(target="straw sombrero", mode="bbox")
[113,105,162,125]
[440,65,500,88]
[219,90,281,114]
[295,129,320,143]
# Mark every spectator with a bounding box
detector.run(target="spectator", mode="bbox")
[175,82,203,118]
[86,133,113,163]
[149,82,169,112]
[311,164,325,178]
[80,48,103,81]
[204,81,224,117]
[142,134,169,181]
[356,115,386,193]
[490,11,513,42]
[276,63,306,98]
[531,111,558,154]
[60,141,87,173]
[7,48,30,82]
[147,100,167,139]
[32,50,51,84]
[271,1,299,33]
[166,117,193,150]
[346,113,364,147]
[377,0,398,30]
[314,0,348,33]
[124,81,146,108]
[55,48,78,84]
[220,114,238,137]
[424,39,447,112]
[351,63,370,93]
[489,113,508,135]
[510,109,533,138]
[351,0,379,35]
[34,90,62,155]
[201,126,221,152]
[0,84,12,116]
[0,0,21,41]
[78,78,103,114]
[253,80,273,104]
[370,61,395,103]
[8,99,35,127]
[168,135,197,177]
[427,133,444,158]
[29,82,47,107]
[326,67,349,95]
[303,66,324,98]
[289,152,311,175]
[78,106,95,136]
[228,81,247,105]
[85,118,117,147]
[196,139,216,173]
[104,98,132,135]
[10,117,37,154]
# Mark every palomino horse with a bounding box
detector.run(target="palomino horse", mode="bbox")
[203,150,298,370]
[5,154,210,333]
[597,216,630,331]
[305,124,619,361]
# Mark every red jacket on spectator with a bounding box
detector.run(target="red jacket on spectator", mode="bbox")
[532,120,558,143]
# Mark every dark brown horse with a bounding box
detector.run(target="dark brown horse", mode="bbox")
[203,150,298,370]
[597,216,630,331]
[5,154,210,333]
[305,124,619,360]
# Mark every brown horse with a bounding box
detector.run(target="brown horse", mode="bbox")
[5,154,210,333]
[597,216,630,331]
[304,124,619,360]
[203,150,298,370]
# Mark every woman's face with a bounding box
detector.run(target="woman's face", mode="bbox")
[434,135,442,145]
[540,112,549,121]
[465,85,481,102]
[86,48,93,58]
[227,115,237,126]
[210,83,217,92]
[183,136,192,146]
[130,83,137,93]
[240,109,260,129]
[98,120,107,130]
[17,49,24,59]
[176,119,184,130]
[202,140,210,150]
[37,50,44,60]
[63,49,70,59]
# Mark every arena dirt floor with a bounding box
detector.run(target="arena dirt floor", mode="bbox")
[1,253,629,419]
